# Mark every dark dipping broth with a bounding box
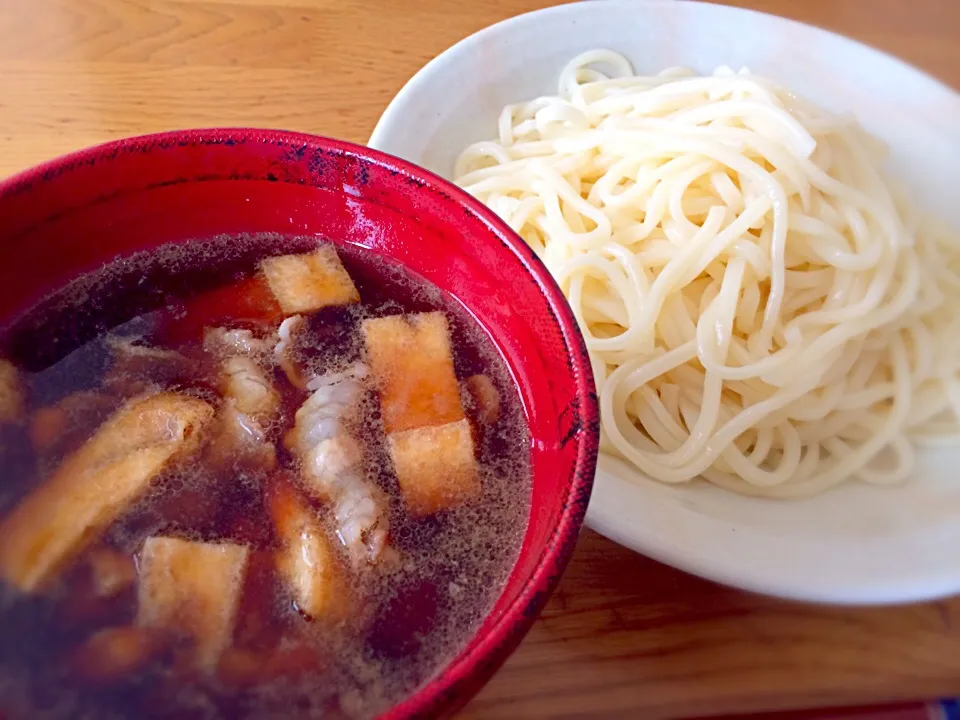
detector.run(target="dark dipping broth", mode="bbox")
[0,234,531,719]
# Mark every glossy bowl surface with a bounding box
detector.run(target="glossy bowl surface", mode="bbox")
[0,129,599,718]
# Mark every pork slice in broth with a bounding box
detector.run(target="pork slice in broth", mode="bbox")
[203,326,274,359]
[204,333,281,473]
[219,356,280,423]
[274,315,308,390]
[286,364,390,567]
[205,403,278,474]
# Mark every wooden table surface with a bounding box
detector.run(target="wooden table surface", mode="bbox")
[2,0,959,718]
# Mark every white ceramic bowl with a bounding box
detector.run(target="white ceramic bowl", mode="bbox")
[369,0,960,604]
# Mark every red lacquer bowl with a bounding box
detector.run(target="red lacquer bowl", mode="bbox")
[0,130,599,719]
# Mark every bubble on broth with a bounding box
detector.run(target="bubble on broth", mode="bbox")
[0,233,531,720]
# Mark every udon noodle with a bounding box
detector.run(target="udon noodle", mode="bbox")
[453,50,960,498]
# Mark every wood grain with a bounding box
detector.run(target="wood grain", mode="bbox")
[0,0,568,176]
[462,530,960,719]
[0,1,958,718]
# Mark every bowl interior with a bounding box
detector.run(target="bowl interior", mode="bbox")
[0,130,597,716]
[367,0,960,603]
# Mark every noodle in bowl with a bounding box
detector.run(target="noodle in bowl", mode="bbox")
[369,0,960,602]
[453,51,960,500]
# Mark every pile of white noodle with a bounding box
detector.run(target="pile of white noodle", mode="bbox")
[453,50,960,498]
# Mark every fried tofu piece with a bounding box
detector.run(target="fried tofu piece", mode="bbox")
[29,391,119,457]
[69,626,172,684]
[261,246,360,315]
[220,356,280,422]
[216,647,264,688]
[29,405,67,452]
[464,374,501,426]
[0,393,214,593]
[136,536,249,673]
[268,481,348,622]
[0,358,23,424]
[362,312,465,434]
[364,312,479,515]
[58,549,138,629]
[388,419,479,516]
[87,547,137,599]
